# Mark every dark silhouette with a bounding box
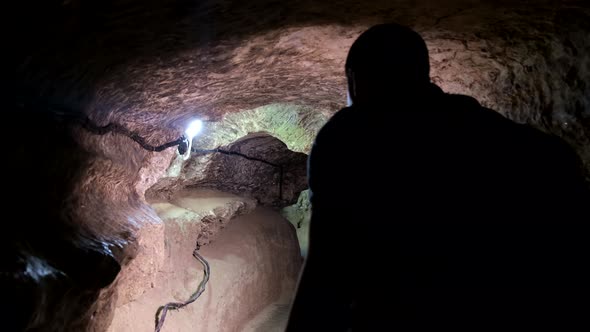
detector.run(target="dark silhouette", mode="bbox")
[287,24,590,331]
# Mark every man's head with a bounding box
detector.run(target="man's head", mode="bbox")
[345,24,431,104]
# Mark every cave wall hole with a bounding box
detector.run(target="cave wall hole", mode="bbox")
[144,103,328,255]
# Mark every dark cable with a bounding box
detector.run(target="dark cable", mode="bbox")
[192,148,279,167]
[279,166,283,201]
[79,119,187,152]
[16,98,187,153]
[16,100,287,189]
[155,247,210,332]
[19,99,287,329]
[153,148,284,331]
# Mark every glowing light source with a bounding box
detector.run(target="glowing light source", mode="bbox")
[179,119,203,160]
[185,119,203,140]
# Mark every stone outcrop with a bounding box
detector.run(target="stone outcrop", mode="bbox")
[158,133,308,207]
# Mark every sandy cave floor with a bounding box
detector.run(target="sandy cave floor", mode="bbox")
[108,189,301,332]
[241,302,292,332]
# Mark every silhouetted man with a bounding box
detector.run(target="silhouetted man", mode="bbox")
[287,24,589,331]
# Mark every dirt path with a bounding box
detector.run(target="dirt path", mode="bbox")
[241,300,292,332]
[108,189,302,332]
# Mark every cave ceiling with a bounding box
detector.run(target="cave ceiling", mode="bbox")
[15,0,590,161]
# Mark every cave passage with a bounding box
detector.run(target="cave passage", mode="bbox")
[108,132,308,332]
[110,189,302,332]
[10,0,590,331]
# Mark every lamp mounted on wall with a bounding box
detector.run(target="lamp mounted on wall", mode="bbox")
[178,119,203,159]
[17,98,282,198]
[17,99,288,332]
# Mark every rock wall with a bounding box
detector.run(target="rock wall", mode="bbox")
[151,133,308,207]
[16,1,590,158]
[109,201,302,332]
[10,0,590,330]
[148,104,327,204]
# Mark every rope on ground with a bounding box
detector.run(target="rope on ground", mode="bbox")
[154,247,211,332]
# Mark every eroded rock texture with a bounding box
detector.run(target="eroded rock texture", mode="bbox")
[109,201,301,332]
[1,112,174,331]
[17,1,590,150]
[152,133,308,207]
[148,104,322,207]
[11,0,590,330]
[192,133,307,205]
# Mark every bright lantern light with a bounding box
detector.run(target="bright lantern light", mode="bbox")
[185,119,203,140]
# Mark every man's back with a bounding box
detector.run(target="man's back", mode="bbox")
[289,85,590,331]
[288,23,589,331]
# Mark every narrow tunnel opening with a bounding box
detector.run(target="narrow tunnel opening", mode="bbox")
[184,132,309,208]
[109,132,308,331]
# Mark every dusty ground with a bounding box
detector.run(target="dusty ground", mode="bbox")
[108,189,302,332]
[242,301,292,332]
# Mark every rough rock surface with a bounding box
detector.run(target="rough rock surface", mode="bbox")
[160,133,308,207]
[282,190,311,257]
[17,0,590,164]
[148,104,326,206]
[114,222,166,306]
[108,192,302,332]
[11,0,590,330]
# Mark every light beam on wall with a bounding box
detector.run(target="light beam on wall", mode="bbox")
[180,119,203,160]
[185,119,203,140]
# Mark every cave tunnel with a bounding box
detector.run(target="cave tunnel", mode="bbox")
[7,0,590,331]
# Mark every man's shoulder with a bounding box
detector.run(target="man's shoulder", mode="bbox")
[316,106,358,136]
[443,93,572,148]
[444,93,482,110]
[329,106,359,123]
[443,93,509,123]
